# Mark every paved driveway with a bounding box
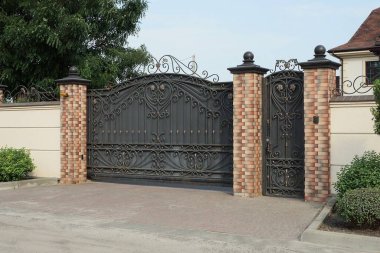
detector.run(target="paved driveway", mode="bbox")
[0,182,319,240]
[0,182,361,252]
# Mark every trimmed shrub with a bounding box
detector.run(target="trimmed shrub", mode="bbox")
[0,147,35,182]
[336,188,380,227]
[334,151,380,197]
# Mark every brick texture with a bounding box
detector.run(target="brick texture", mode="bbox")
[0,85,6,104]
[232,72,264,197]
[59,84,87,184]
[303,68,336,202]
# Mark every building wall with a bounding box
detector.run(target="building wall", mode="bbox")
[335,50,378,95]
[330,100,380,192]
[0,102,60,178]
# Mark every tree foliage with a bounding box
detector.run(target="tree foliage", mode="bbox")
[372,79,380,134]
[0,0,150,89]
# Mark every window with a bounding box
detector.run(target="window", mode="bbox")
[366,60,380,84]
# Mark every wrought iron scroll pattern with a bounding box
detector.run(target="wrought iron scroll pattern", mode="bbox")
[269,59,301,73]
[89,75,231,130]
[2,85,59,103]
[134,55,220,82]
[264,61,305,197]
[332,75,374,96]
[87,73,233,183]
[270,72,303,156]
[88,144,232,178]
[265,159,304,197]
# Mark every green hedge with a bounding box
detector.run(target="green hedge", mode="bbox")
[336,188,380,227]
[0,147,35,182]
[334,151,380,198]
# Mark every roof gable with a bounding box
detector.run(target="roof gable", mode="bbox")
[328,7,380,53]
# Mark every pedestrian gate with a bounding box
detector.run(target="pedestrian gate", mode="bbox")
[263,60,305,198]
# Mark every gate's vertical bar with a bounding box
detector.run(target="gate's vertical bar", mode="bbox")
[299,45,340,202]
[228,52,268,197]
[56,67,90,184]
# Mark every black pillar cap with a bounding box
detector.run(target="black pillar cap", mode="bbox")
[228,51,269,75]
[299,45,340,70]
[56,66,90,85]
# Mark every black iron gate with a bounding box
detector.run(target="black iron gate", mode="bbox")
[263,60,305,197]
[87,56,233,185]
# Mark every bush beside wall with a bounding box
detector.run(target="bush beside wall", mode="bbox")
[336,188,380,227]
[334,150,380,198]
[0,147,35,182]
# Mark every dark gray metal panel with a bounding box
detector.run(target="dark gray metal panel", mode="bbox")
[263,69,305,198]
[87,74,233,184]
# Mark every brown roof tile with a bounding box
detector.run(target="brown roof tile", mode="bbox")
[328,7,380,53]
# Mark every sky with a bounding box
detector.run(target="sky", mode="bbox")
[129,0,380,81]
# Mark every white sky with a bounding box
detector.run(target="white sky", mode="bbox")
[129,1,380,81]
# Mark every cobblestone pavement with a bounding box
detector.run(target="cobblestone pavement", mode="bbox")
[0,182,368,252]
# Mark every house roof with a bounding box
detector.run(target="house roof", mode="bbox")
[328,7,380,53]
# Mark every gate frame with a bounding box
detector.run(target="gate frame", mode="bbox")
[56,46,340,202]
[56,67,90,184]
[228,52,269,197]
[228,46,340,201]
[299,45,340,202]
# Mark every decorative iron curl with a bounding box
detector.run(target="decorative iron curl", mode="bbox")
[270,59,301,73]
[134,55,220,82]
[3,85,59,103]
[332,75,374,96]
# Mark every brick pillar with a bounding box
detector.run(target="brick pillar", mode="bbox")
[0,85,7,103]
[228,52,269,197]
[299,45,340,202]
[56,67,90,184]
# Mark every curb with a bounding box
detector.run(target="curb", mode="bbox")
[0,178,59,191]
[301,197,380,253]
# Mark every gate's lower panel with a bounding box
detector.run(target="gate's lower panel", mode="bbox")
[264,158,304,198]
[87,144,233,185]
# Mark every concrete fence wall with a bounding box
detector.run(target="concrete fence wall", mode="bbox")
[0,102,61,178]
[330,99,380,192]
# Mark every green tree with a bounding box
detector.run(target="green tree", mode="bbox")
[372,79,380,134]
[0,0,150,89]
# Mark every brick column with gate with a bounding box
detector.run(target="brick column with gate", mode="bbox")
[228,52,268,197]
[299,45,340,202]
[0,85,7,103]
[56,67,90,184]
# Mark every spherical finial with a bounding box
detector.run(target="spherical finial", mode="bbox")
[68,66,79,76]
[243,51,254,64]
[314,45,326,58]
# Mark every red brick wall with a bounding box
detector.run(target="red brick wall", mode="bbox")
[0,85,6,103]
[59,84,87,184]
[304,68,336,202]
[233,72,263,197]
